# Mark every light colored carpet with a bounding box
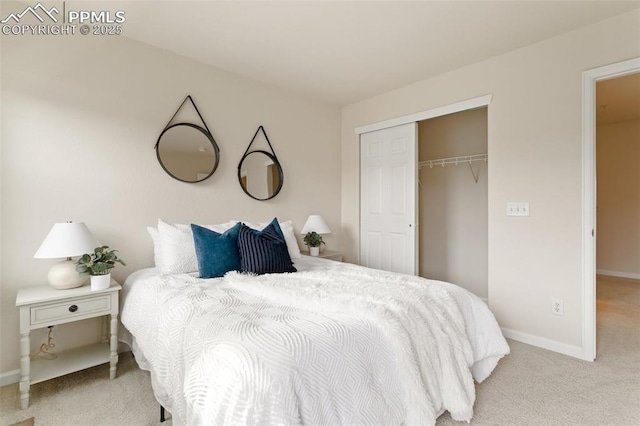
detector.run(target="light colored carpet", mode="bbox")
[437,275,640,425]
[1,276,637,425]
[0,351,165,426]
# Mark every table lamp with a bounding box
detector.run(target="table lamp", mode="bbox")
[34,222,99,289]
[301,215,331,256]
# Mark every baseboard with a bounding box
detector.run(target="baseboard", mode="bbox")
[0,346,133,387]
[596,269,640,280]
[501,327,587,361]
[0,369,20,386]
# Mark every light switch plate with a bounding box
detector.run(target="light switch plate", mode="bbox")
[507,202,530,217]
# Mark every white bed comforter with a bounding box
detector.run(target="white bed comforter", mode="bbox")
[121,257,509,425]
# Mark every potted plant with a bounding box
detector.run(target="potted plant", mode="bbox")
[76,246,126,290]
[303,232,324,256]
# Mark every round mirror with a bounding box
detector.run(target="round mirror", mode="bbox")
[238,150,283,201]
[156,123,220,183]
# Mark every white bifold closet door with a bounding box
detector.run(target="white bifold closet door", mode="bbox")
[360,123,417,275]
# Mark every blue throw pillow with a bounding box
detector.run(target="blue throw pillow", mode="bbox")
[237,223,297,275]
[191,222,242,278]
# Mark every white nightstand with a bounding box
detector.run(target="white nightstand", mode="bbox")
[15,280,121,409]
[301,250,343,262]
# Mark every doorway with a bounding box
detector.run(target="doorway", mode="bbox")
[582,57,640,361]
[595,72,640,358]
[595,73,640,280]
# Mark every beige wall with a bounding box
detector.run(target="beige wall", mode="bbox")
[596,120,640,277]
[418,108,488,298]
[0,34,341,374]
[341,10,640,349]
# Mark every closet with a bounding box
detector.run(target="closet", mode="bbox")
[418,107,488,298]
[359,96,489,299]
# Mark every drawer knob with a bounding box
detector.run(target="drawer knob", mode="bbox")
[68,305,78,313]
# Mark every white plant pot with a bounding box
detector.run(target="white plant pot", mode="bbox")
[90,273,111,291]
[309,247,320,256]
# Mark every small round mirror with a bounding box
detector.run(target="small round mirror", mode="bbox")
[156,123,220,183]
[238,150,283,201]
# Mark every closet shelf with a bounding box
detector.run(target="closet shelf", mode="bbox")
[418,153,487,169]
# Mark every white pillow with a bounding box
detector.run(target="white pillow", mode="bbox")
[275,220,302,259]
[242,219,301,259]
[147,227,162,268]
[157,219,238,274]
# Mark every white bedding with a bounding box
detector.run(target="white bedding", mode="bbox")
[121,257,509,425]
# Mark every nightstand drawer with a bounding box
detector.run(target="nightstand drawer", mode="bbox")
[30,295,111,326]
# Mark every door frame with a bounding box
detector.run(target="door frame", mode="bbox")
[581,57,640,361]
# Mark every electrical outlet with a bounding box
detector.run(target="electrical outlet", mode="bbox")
[552,299,564,316]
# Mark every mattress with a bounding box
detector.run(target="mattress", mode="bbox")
[121,256,509,425]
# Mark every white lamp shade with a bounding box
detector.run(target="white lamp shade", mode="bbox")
[34,222,99,259]
[301,215,331,234]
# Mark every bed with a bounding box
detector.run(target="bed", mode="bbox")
[120,219,509,425]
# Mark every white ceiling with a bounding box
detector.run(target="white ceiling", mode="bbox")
[61,1,640,105]
[113,0,640,105]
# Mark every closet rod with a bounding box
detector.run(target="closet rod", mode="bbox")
[418,153,487,169]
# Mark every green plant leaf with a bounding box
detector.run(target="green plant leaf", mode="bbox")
[78,245,125,274]
[303,231,324,247]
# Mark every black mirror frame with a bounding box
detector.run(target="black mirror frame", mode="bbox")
[155,122,220,183]
[237,149,284,201]
[238,126,285,201]
[154,95,220,183]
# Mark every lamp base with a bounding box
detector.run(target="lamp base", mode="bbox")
[48,260,87,289]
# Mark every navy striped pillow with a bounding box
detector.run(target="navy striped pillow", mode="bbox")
[237,223,297,275]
